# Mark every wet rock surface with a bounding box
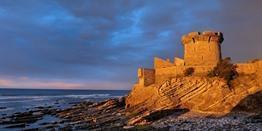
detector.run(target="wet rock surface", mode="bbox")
[0,106,59,130]
[0,97,131,130]
[0,97,261,130]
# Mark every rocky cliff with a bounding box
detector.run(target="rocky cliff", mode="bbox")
[125,31,262,126]
[126,73,262,125]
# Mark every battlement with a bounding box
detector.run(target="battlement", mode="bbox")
[182,31,223,66]
[181,31,224,44]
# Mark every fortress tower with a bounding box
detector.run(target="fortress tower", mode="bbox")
[136,31,261,87]
[181,31,224,66]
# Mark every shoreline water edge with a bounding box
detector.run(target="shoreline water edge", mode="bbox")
[0,96,261,130]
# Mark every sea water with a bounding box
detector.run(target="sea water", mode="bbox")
[0,88,129,116]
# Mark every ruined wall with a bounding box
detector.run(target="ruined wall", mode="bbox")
[154,57,174,68]
[182,31,223,66]
[153,60,262,84]
[135,31,261,88]
[137,68,155,86]
[236,63,256,74]
[236,60,262,75]
[155,65,214,83]
[155,66,185,83]
[174,57,185,66]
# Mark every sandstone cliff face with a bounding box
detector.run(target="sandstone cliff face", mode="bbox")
[126,74,262,116]
[125,31,261,126]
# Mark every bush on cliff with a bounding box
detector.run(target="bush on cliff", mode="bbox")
[208,57,238,85]
[184,67,195,76]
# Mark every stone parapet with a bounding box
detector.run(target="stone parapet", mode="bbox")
[182,31,223,66]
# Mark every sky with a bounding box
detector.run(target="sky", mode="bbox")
[0,0,261,90]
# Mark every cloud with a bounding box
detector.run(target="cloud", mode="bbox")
[0,0,261,89]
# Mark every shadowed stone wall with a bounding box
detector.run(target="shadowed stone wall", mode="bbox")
[138,68,155,86]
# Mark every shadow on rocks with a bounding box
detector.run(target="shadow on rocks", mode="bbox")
[143,108,189,122]
[231,91,262,113]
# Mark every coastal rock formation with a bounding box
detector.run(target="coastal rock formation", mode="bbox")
[126,31,262,125]
[1,97,260,130]
[126,75,261,114]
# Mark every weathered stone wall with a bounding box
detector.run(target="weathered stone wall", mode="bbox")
[235,61,262,88]
[154,57,174,68]
[182,31,223,66]
[137,68,155,86]
[236,63,256,74]
[174,57,185,66]
[155,65,214,83]
[236,60,262,75]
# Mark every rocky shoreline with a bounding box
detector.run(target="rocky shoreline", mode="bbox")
[0,97,261,130]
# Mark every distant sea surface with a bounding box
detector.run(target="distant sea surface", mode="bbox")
[0,88,129,116]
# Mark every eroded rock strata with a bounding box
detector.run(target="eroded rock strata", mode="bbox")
[126,74,261,113]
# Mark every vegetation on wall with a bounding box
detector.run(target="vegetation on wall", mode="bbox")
[208,57,238,86]
[184,67,195,76]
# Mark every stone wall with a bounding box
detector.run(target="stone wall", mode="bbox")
[137,68,155,86]
[236,60,262,75]
[154,57,174,68]
[174,57,185,66]
[236,63,256,75]
[155,65,214,83]
[139,60,262,85]
[182,31,223,66]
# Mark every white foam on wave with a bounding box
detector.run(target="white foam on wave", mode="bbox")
[0,96,46,100]
[64,94,111,99]
[0,94,119,103]
[0,107,14,111]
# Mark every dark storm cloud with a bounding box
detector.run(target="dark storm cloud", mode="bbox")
[0,0,261,89]
[203,0,262,61]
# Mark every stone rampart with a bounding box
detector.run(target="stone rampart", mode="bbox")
[236,60,262,75]
[155,65,214,83]
[154,57,174,68]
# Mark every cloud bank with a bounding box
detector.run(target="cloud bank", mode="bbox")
[0,0,261,89]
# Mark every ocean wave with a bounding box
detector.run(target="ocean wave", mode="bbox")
[0,99,46,104]
[63,94,112,99]
[0,107,14,111]
[0,94,119,101]
[0,96,48,100]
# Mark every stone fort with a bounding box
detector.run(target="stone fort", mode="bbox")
[137,31,262,86]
